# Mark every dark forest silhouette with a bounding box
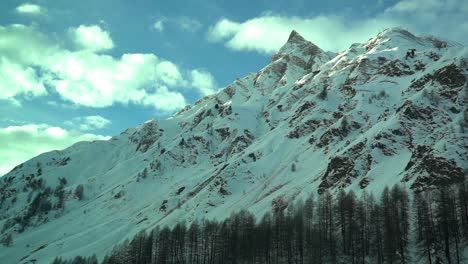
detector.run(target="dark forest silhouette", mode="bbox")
[52,182,468,264]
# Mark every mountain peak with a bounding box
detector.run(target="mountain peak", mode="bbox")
[1,28,466,263]
[287,30,306,43]
[276,30,323,58]
[365,27,455,51]
[378,27,420,42]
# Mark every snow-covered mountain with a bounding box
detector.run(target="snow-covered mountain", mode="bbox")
[0,28,466,263]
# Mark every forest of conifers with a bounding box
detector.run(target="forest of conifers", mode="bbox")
[53,182,468,264]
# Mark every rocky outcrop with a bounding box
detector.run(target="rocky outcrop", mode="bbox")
[404,146,466,190]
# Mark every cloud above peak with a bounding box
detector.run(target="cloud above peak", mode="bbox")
[208,0,468,54]
[208,15,391,54]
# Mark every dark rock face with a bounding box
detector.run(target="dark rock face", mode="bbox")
[229,136,252,155]
[319,157,357,193]
[378,60,415,77]
[287,119,320,139]
[130,121,163,153]
[317,120,360,148]
[410,74,432,90]
[433,64,466,88]
[372,132,398,156]
[371,141,395,156]
[409,64,466,101]
[55,157,71,166]
[215,128,230,140]
[359,178,371,189]
[289,101,315,126]
[404,146,466,190]
[159,200,168,212]
[397,101,434,121]
[318,128,344,147]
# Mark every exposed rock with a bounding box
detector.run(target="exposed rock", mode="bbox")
[319,157,357,193]
[215,128,230,140]
[287,119,320,139]
[176,187,185,195]
[409,64,466,101]
[359,178,371,189]
[219,186,230,196]
[159,200,168,212]
[404,146,465,190]
[289,101,315,126]
[55,157,71,167]
[371,142,395,156]
[378,60,415,77]
[397,101,434,121]
[130,120,163,153]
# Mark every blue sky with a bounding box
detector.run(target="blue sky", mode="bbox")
[1,0,467,175]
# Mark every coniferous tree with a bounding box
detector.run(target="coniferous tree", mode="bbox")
[458,181,468,238]
[369,196,384,264]
[381,186,396,263]
[414,191,435,264]
[303,193,315,263]
[187,222,200,264]
[56,183,468,264]
[391,185,410,264]
[437,187,453,264]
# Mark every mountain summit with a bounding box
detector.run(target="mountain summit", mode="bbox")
[0,28,466,263]
[275,29,324,59]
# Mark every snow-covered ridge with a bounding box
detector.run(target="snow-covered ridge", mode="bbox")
[0,28,466,263]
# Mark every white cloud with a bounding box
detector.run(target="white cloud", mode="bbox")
[65,115,112,131]
[70,25,114,52]
[155,60,185,86]
[208,16,391,53]
[46,51,187,110]
[208,0,468,53]
[0,124,110,176]
[382,0,468,41]
[16,3,43,15]
[190,69,217,96]
[0,23,216,112]
[0,58,47,100]
[178,17,203,32]
[0,24,58,65]
[153,20,164,32]
[142,86,186,111]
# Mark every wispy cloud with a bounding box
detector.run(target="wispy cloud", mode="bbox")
[64,115,112,131]
[178,16,203,32]
[16,3,43,15]
[152,20,165,32]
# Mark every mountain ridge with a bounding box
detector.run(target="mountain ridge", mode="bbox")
[0,27,466,263]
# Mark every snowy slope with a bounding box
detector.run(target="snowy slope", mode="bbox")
[0,28,466,263]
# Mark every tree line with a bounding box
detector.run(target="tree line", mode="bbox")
[53,182,468,264]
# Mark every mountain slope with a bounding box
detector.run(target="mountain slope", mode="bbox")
[0,28,466,263]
